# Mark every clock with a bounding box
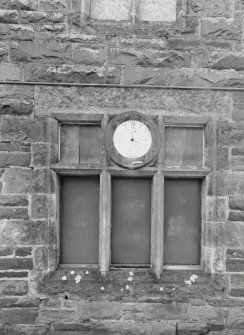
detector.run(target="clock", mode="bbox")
[105,112,161,169]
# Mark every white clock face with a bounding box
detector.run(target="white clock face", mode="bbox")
[113,120,152,159]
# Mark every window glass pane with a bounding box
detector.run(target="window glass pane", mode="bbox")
[111,178,151,265]
[138,0,177,22]
[79,125,102,164]
[164,127,204,167]
[60,125,79,163]
[60,176,99,264]
[91,0,131,21]
[164,179,202,265]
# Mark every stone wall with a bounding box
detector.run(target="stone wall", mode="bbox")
[0,0,244,334]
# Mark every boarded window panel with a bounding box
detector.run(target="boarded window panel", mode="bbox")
[60,176,99,264]
[164,179,202,265]
[111,178,151,265]
[164,127,204,167]
[60,125,79,163]
[79,126,102,164]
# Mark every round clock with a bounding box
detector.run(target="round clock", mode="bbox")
[105,112,161,169]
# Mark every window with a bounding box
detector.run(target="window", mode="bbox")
[52,113,212,277]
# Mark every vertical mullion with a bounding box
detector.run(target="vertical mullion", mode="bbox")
[99,115,111,276]
[131,0,137,23]
[152,116,164,278]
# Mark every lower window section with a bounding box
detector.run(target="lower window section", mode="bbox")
[111,177,151,266]
[163,178,202,266]
[60,176,100,265]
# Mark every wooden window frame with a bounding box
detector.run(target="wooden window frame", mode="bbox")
[52,113,213,278]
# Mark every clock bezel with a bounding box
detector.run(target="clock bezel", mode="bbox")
[105,111,161,169]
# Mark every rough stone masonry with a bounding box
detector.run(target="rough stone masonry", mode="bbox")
[0,0,244,334]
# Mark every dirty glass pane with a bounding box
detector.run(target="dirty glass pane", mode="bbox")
[111,178,151,265]
[164,127,204,167]
[79,125,102,164]
[60,176,99,264]
[60,125,79,163]
[164,179,202,265]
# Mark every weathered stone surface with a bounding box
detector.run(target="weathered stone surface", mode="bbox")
[73,46,106,66]
[138,0,177,22]
[0,152,31,168]
[0,220,48,245]
[32,143,57,166]
[0,308,38,324]
[0,24,34,40]
[218,122,244,146]
[0,0,38,11]
[221,221,244,248]
[227,249,244,259]
[0,297,39,308]
[0,10,18,24]
[212,54,244,71]
[187,0,235,17]
[229,197,244,211]
[33,246,48,271]
[23,63,121,84]
[122,303,190,321]
[6,325,49,335]
[19,11,65,24]
[167,38,203,50]
[225,308,244,329]
[0,43,8,62]
[0,246,13,256]
[206,197,228,222]
[39,0,71,11]
[191,306,224,324]
[0,117,47,142]
[108,48,191,67]
[0,63,22,81]
[39,309,76,322]
[228,211,244,221]
[15,247,32,257]
[31,194,55,219]
[0,84,34,99]
[10,41,72,63]
[0,195,28,206]
[91,0,131,21]
[233,92,244,121]
[3,168,51,193]
[0,207,28,219]
[201,18,242,41]
[0,258,33,270]
[77,301,121,320]
[0,280,28,296]
[0,98,34,115]
[0,271,28,278]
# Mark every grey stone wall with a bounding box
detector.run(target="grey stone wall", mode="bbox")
[0,0,244,334]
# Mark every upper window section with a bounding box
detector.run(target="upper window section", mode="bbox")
[87,0,177,22]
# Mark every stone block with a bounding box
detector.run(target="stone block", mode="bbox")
[0,63,22,81]
[19,11,65,24]
[0,207,29,219]
[0,280,28,296]
[201,18,242,41]
[226,259,244,272]
[0,152,31,168]
[225,308,244,329]
[73,46,106,66]
[77,301,121,320]
[40,309,76,322]
[167,38,202,50]
[217,147,230,169]
[222,221,244,248]
[0,0,38,11]
[206,197,228,222]
[91,0,131,21]
[0,246,13,256]
[6,325,49,335]
[23,63,121,84]
[0,258,33,270]
[33,247,48,271]
[0,220,48,245]
[0,43,8,62]
[15,247,32,257]
[10,41,72,64]
[231,156,244,171]
[227,249,244,259]
[0,195,28,207]
[0,271,28,278]
[0,10,18,24]
[31,194,55,219]
[0,98,34,115]
[39,0,71,11]
[230,274,244,290]
[232,148,244,156]
[138,0,177,22]
[218,122,244,146]
[191,306,224,324]
[215,171,244,196]
[0,24,34,41]
[229,197,244,211]
[3,168,51,193]
[0,309,37,324]
[32,143,57,166]
[0,297,39,308]
[0,84,34,99]
[228,211,244,221]
[212,54,244,71]
[0,117,47,142]
[233,92,244,121]
[187,0,235,17]
[122,303,190,321]
[206,40,233,49]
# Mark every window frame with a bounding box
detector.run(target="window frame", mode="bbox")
[52,112,213,278]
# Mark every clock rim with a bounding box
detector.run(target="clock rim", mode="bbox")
[104,111,161,170]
